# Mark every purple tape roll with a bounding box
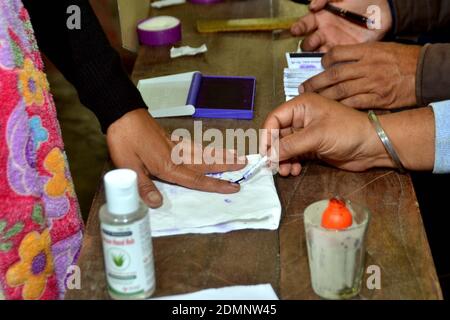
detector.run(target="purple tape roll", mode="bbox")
[188,0,223,4]
[137,16,182,46]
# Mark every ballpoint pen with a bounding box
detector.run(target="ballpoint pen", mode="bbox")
[291,0,372,29]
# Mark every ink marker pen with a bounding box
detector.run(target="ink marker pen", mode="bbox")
[234,156,269,184]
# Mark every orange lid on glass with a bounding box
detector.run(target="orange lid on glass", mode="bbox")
[321,198,353,230]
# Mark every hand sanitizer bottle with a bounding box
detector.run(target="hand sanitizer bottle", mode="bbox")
[99,169,155,300]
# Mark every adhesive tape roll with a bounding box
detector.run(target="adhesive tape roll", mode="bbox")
[137,16,182,46]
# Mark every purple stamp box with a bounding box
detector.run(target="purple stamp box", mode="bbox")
[187,72,256,120]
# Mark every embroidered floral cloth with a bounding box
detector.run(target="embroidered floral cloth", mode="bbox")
[0,0,83,300]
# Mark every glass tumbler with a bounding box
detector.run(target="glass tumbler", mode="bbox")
[304,199,371,299]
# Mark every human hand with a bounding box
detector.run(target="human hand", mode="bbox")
[301,42,421,109]
[262,93,393,175]
[107,109,246,208]
[291,0,392,52]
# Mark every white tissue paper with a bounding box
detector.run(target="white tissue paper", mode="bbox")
[152,284,279,300]
[151,0,186,9]
[149,154,281,237]
[170,44,208,58]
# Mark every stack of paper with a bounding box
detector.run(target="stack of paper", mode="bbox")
[284,52,324,101]
[151,284,279,300]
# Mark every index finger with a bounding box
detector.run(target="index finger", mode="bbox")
[187,156,247,174]
[321,45,367,68]
[160,164,241,194]
[291,12,318,36]
[262,97,309,159]
[184,146,247,173]
[274,130,318,162]
[301,63,365,93]
[263,97,309,131]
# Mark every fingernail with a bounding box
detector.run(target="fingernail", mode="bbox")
[229,182,240,189]
[299,85,305,94]
[147,191,162,205]
[310,0,317,9]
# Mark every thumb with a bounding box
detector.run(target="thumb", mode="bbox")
[275,128,319,162]
[135,169,163,209]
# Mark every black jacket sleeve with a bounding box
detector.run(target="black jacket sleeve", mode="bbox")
[387,0,450,104]
[23,0,147,133]
[390,0,450,36]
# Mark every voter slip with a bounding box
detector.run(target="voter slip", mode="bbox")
[137,71,256,119]
[284,53,324,101]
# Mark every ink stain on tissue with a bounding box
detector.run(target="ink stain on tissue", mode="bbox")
[224,199,232,204]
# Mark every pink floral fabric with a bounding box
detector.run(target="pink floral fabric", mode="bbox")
[0,0,83,300]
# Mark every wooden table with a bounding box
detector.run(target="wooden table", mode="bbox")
[66,0,442,300]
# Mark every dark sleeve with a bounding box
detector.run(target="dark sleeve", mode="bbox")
[390,0,450,36]
[23,0,147,133]
[416,44,450,105]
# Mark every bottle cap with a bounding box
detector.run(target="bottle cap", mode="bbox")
[104,169,140,215]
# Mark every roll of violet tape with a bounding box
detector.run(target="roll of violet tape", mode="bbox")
[137,16,182,46]
[189,0,223,4]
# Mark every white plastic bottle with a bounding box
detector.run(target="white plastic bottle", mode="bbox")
[99,169,155,300]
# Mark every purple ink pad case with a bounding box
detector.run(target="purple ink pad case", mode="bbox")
[187,72,256,119]
[137,71,256,119]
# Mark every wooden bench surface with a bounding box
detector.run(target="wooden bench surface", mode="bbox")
[65,0,442,300]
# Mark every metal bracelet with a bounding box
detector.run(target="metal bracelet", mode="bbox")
[368,110,406,173]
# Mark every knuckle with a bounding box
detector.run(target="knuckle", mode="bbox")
[380,85,394,99]
[281,137,295,155]
[334,82,348,98]
[157,160,176,178]
[361,95,376,108]
[384,93,396,106]
[327,66,340,82]
[362,45,372,60]
[304,36,314,49]
[352,97,363,107]
[325,47,338,64]
[138,177,154,192]
[345,96,361,108]
[297,20,306,32]
[192,173,206,187]
[302,79,314,91]
[150,164,162,177]
[168,162,182,176]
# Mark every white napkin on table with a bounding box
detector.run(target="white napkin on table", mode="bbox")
[170,44,208,58]
[152,284,279,300]
[149,155,281,237]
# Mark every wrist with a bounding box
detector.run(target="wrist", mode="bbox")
[378,108,435,171]
[107,108,149,135]
[364,113,397,169]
